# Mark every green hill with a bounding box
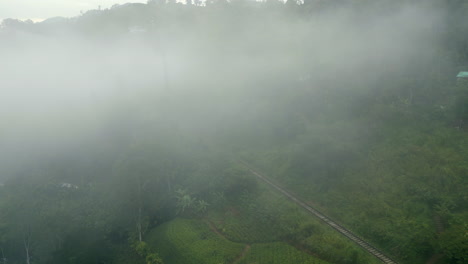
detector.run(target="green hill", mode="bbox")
[146,218,333,264]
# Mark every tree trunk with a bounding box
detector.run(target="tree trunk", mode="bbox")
[1,247,6,264]
[23,225,32,264]
[166,175,172,193]
[137,206,143,242]
[24,239,30,264]
[136,175,146,242]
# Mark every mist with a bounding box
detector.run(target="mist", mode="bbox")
[0,2,443,176]
[0,1,466,264]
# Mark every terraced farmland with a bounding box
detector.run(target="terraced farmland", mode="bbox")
[146,218,245,264]
[146,218,331,264]
[239,242,330,264]
[207,210,280,243]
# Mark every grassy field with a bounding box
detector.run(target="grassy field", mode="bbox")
[146,218,332,264]
[239,242,330,264]
[113,244,145,264]
[146,218,245,264]
[206,209,281,243]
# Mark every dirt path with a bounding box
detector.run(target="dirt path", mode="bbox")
[239,160,398,264]
[232,244,251,264]
[205,219,229,240]
[204,219,251,264]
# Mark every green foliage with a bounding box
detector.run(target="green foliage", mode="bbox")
[132,241,164,264]
[196,199,209,214]
[113,244,146,264]
[207,209,280,243]
[244,118,468,263]
[175,189,196,213]
[437,213,468,264]
[133,241,150,257]
[220,167,259,200]
[146,218,245,264]
[50,230,114,264]
[239,242,330,264]
[146,253,164,264]
[175,189,210,215]
[205,185,381,264]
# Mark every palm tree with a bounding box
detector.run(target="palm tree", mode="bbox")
[175,189,195,213]
[196,200,209,214]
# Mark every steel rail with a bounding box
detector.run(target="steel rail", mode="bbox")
[238,160,398,264]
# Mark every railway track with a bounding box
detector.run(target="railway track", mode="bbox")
[239,160,398,264]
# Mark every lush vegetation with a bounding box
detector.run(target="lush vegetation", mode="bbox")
[204,177,381,264]
[146,218,245,264]
[1,0,467,264]
[145,217,333,264]
[239,242,330,264]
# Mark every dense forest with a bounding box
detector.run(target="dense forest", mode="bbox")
[0,1,467,264]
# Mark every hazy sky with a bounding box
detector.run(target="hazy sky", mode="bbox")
[0,0,146,21]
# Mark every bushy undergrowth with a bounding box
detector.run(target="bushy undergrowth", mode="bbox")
[242,119,468,263]
[239,242,330,264]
